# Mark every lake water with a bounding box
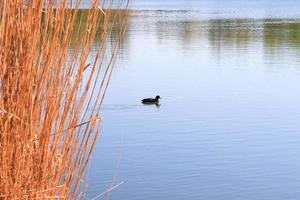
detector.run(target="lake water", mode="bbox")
[82,1,300,199]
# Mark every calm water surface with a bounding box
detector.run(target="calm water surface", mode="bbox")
[82,1,300,199]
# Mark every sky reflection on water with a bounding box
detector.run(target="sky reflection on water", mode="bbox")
[77,4,300,200]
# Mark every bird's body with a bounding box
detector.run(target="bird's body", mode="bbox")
[142,95,161,104]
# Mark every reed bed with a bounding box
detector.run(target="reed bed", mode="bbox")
[0,0,129,199]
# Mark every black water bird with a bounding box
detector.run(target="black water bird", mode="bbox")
[142,95,161,104]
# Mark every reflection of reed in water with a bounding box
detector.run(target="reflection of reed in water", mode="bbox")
[129,11,300,50]
[70,9,130,57]
[0,0,129,199]
[128,11,300,64]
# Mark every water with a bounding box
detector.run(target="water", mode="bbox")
[81,1,300,199]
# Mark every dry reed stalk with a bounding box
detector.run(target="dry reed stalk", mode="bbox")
[0,0,129,198]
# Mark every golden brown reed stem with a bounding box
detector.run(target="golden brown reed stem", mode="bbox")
[0,0,129,198]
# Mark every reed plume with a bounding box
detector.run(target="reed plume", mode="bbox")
[0,0,129,198]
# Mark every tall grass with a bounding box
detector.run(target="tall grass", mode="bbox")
[0,0,129,198]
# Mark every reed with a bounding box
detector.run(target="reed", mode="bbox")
[0,0,129,199]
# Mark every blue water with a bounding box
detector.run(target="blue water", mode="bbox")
[81,0,300,19]
[132,0,300,18]
[80,1,300,199]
